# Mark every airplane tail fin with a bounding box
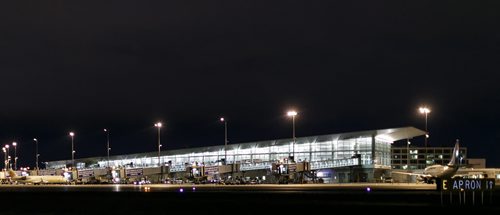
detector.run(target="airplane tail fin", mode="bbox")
[447,139,460,167]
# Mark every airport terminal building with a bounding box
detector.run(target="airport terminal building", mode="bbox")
[45,127,426,184]
[391,146,469,170]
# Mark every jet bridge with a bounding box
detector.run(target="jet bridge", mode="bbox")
[310,158,360,170]
[240,162,273,171]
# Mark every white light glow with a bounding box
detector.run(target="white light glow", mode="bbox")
[419,107,431,114]
[287,111,297,117]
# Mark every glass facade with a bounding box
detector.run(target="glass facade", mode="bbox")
[391,147,468,170]
[98,136,391,169]
[47,127,424,171]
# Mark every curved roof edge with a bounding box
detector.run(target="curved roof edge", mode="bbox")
[49,126,426,164]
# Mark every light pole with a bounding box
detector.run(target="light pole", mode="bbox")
[154,123,162,167]
[419,106,431,165]
[69,132,75,168]
[5,144,9,170]
[155,122,163,182]
[13,142,17,171]
[220,117,228,164]
[104,129,111,167]
[419,107,431,147]
[2,147,6,171]
[33,138,39,170]
[287,110,298,162]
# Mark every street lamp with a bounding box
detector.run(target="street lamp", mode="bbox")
[287,110,298,161]
[104,129,111,167]
[154,123,162,167]
[419,106,431,166]
[69,132,75,168]
[2,147,6,170]
[5,144,9,170]
[33,138,39,170]
[419,107,431,146]
[220,117,228,164]
[154,122,163,182]
[12,142,17,171]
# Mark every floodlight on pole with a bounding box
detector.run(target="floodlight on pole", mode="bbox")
[2,147,6,170]
[220,117,228,164]
[155,122,163,182]
[33,138,39,170]
[287,110,298,161]
[12,142,17,171]
[69,132,75,168]
[5,144,9,170]
[419,106,431,165]
[104,129,111,167]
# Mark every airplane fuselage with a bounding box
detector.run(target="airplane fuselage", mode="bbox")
[13,175,68,184]
[423,164,458,179]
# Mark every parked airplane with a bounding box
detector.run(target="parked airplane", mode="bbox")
[393,140,461,183]
[7,170,69,184]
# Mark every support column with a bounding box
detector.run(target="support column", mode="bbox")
[371,135,376,165]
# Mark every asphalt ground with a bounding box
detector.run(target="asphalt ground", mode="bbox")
[0,183,498,214]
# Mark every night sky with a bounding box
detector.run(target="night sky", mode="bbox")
[1,1,499,168]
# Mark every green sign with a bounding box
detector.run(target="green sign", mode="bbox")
[443,179,495,191]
